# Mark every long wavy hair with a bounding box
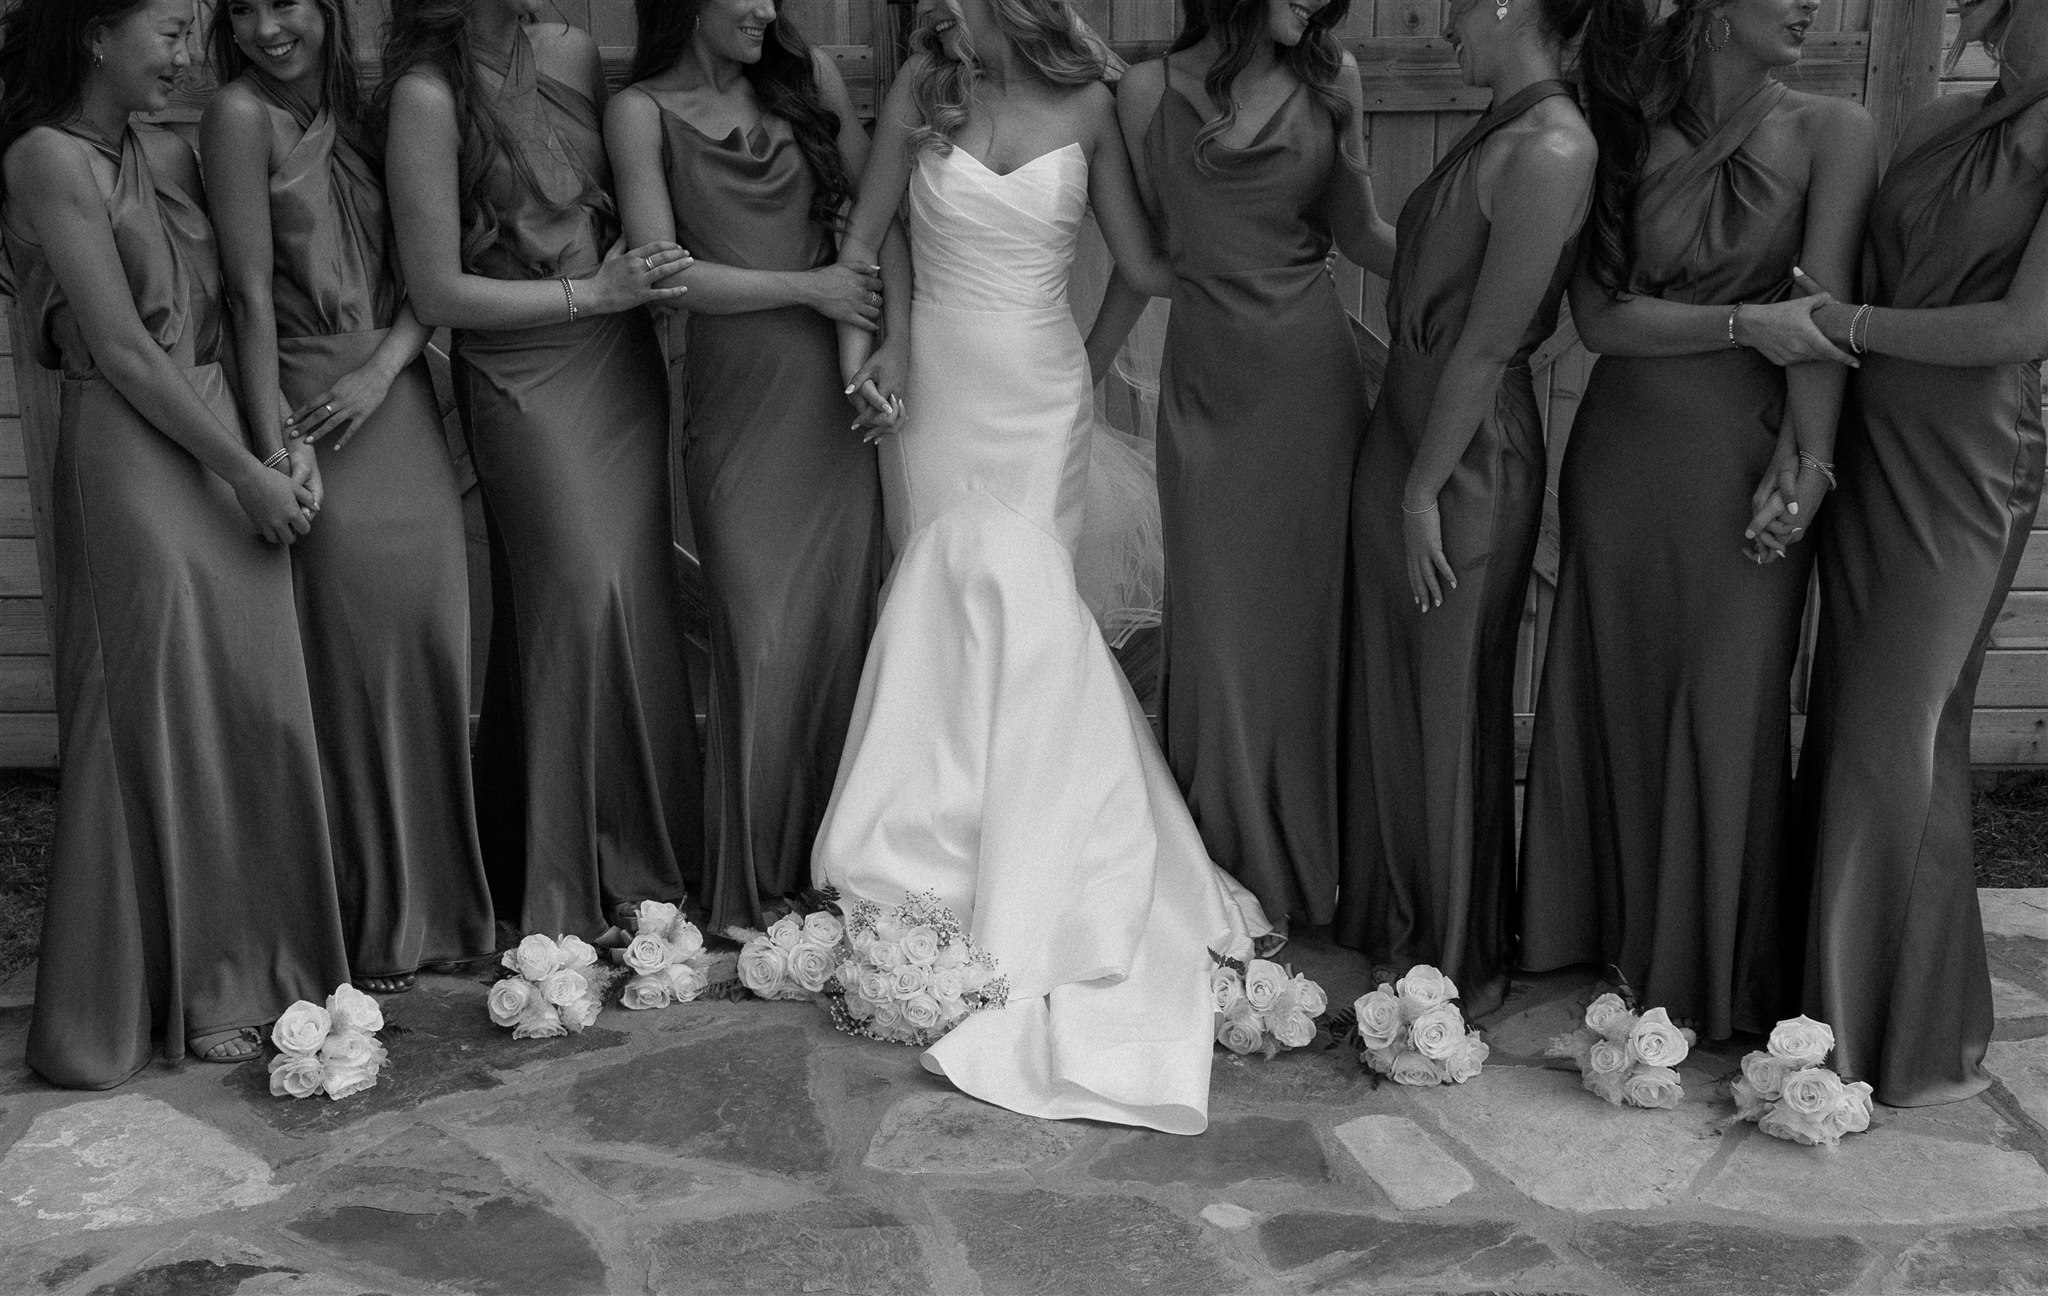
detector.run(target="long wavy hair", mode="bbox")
[0,0,152,191]
[628,0,851,239]
[1550,0,1655,298]
[209,0,372,151]
[1167,0,1350,173]
[906,0,1106,155]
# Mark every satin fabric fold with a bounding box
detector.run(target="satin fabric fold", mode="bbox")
[1521,81,1809,1039]
[813,145,1269,1134]
[1340,81,1575,1019]
[1143,78,1367,926]
[6,124,346,1087]
[1795,79,2048,1106]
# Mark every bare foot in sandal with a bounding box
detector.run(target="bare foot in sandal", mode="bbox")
[355,973,417,994]
[190,1027,262,1064]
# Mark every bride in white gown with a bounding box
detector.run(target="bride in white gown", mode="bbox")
[813,0,1272,1136]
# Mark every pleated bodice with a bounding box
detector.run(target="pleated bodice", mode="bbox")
[1144,81,1338,280]
[1386,80,1575,359]
[660,110,829,273]
[909,143,1086,313]
[4,123,222,379]
[1630,82,1803,306]
[1871,79,2048,310]
[240,74,398,338]
[466,27,616,281]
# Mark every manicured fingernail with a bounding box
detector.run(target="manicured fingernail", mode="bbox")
[1788,501,1799,515]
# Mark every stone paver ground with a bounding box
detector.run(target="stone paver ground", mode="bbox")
[1,890,2043,1296]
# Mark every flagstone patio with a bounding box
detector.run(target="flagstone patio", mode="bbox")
[0,891,2042,1296]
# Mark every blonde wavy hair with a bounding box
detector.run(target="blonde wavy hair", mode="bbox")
[907,0,1110,155]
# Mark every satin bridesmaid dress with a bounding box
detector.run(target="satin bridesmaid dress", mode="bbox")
[1796,80,2048,1107]
[1140,67,1369,927]
[645,99,885,933]
[1521,83,1809,1039]
[456,29,700,936]
[5,123,347,1088]
[1340,81,1575,1020]
[239,74,494,979]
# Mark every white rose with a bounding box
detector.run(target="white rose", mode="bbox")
[268,1052,324,1099]
[1389,1048,1443,1087]
[272,1001,332,1056]
[889,966,927,1000]
[1587,1037,1633,1076]
[325,985,385,1035]
[1270,1012,1316,1050]
[768,916,804,950]
[1442,1031,1488,1083]
[900,925,941,965]
[512,999,566,1040]
[635,901,682,937]
[1213,966,1245,1014]
[319,1029,380,1072]
[541,968,590,1007]
[738,940,788,997]
[1829,1080,1874,1136]
[934,942,967,970]
[932,966,966,1004]
[321,1060,379,1101]
[487,977,535,1027]
[1362,1044,1400,1076]
[1583,992,1636,1042]
[624,933,672,977]
[873,915,909,945]
[662,963,707,1003]
[621,975,673,1010]
[870,998,903,1031]
[868,940,904,972]
[789,944,835,994]
[855,967,892,1006]
[901,993,944,1032]
[1291,975,1328,1019]
[1767,1015,1835,1067]
[1778,1066,1847,1119]
[1394,965,1458,1016]
[1729,1077,1775,1122]
[1216,1004,1264,1056]
[1582,1068,1629,1105]
[1621,1065,1685,1110]
[1408,1003,1465,1060]
[1759,1104,1834,1146]
[1242,959,1287,1012]
[1628,1008,1690,1069]
[1741,1050,1792,1101]
[560,994,603,1032]
[556,935,600,969]
[511,934,562,980]
[802,911,846,947]
[1354,988,1404,1051]
[665,923,705,962]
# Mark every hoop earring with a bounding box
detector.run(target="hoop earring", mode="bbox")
[1704,14,1731,52]
[1496,2,1508,18]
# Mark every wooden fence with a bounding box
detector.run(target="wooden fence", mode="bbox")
[0,0,2037,767]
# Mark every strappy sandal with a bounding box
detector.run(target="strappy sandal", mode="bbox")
[353,973,417,994]
[190,1027,262,1064]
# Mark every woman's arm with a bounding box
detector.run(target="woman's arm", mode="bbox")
[837,61,924,428]
[1082,83,1173,298]
[603,75,882,326]
[384,71,690,331]
[287,301,434,448]
[1084,60,1167,378]
[9,130,314,543]
[1566,267,1855,366]
[823,50,913,359]
[1327,55,1395,278]
[1401,124,1593,608]
[198,83,291,463]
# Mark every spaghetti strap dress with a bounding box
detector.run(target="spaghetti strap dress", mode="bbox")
[1140,72,1368,925]
[651,102,885,932]
[456,30,700,936]
[1796,80,2048,1106]
[1339,81,1575,1019]
[6,122,347,1087]
[1521,83,1810,1039]
[241,73,493,977]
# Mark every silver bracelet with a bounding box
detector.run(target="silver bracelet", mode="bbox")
[1848,303,1874,355]
[1401,499,1438,515]
[261,445,291,472]
[1727,302,1745,347]
[1797,451,1837,491]
[561,276,578,323]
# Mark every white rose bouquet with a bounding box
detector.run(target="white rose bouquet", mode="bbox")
[1210,955,1328,1059]
[600,901,718,1011]
[1728,1015,1873,1147]
[267,984,389,1101]
[1546,991,1696,1110]
[487,933,615,1038]
[735,910,846,1003]
[823,892,1007,1047]
[1350,965,1487,1087]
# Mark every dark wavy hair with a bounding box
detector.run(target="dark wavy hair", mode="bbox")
[209,0,372,152]
[628,0,851,239]
[1543,0,1653,298]
[1168,0,1351,174]
[0,0,152,191]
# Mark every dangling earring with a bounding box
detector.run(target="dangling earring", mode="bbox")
[90,45,105,69]
[1496,1,1508,19]
[1705,14,1731,52]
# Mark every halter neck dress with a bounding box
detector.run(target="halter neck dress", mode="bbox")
[4,121,346,1087]
[1140,66,1369,927]
[456,28,699,935]
[235,72,493,978]
[1521,83,1811,1038]
[643,94,884,932]
[1340,80,1577,1019]
[1796,79,2048,1106]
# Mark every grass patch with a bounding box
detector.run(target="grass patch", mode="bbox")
[1972,770,2048,889]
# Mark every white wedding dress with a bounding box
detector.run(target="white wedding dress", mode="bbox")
[812,141,1271,1135]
